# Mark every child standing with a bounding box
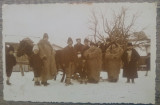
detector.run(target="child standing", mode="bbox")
[5,45,17,85]
[30,45,43,86]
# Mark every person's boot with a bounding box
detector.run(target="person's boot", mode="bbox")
[41,81,49,86]
[84,78,88,84]
[34,77,40,86]
[35,81,40,86]
[126,78,130,83]
[6,80,11,85]
[43,82,49,86]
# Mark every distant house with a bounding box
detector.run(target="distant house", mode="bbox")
[129,31,151,56]
[52,43,63,50]
[128,31,151,71]
[133,40,150,71]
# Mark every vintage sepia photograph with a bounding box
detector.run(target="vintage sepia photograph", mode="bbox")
[2,3,156,104]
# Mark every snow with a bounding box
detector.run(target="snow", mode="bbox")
[3,70,155,104]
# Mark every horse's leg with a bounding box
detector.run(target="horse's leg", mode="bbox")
[54,75,56,80]
[61,69,65,82]
[20,64,24,76]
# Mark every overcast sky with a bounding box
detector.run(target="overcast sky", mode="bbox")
[2,3,156,47]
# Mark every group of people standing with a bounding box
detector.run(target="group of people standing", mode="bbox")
[55,34,141,85]
[5,33,142,86]
[63,37,102,85]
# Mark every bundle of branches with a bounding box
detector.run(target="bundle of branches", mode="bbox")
[105,43,123,60]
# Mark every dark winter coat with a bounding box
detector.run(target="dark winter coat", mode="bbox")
[74,43,84,63]
[55,50,64,70]
[84,46,102,82]
[82,45,90,60]
[74,43,84,72]
[6,53,16,77]
[6,53,16,70]
[63,45,78,67]
[74,43,84,54]
[121,48,140,79]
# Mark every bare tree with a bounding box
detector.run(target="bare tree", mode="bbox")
[88,9,99,43]
[88,7,148,49]
[101,7,139,46]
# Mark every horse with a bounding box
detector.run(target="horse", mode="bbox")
[17,38,66,82]
[17,38,34,63]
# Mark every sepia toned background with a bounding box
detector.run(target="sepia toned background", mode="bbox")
[0,0,159,105]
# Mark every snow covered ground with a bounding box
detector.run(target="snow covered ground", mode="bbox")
[3,70,155,104]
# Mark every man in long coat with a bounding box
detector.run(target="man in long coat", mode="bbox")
[105,42,123,82]
[80,38,90,83]
[63,37,78,85]
[121,42,140,83]
[38,33,57,86]
[74,38,84,78]
[84,42,102,83]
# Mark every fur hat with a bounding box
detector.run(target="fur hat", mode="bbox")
[43,33,49,39]
[67,37,73,43]
[32,44,39,51]
[84,38,89,43]
[76,38,81,41]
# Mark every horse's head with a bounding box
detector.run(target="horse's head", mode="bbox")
[17,38,34,57]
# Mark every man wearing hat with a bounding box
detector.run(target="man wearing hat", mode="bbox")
[79,38,90,83]
[5,45,17,85]
[74,38,84,80]
[63,37,78,86]
[38,33,57,86]
[121,42,140,83]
